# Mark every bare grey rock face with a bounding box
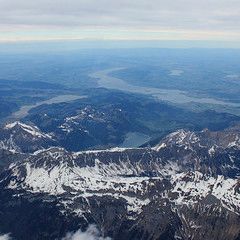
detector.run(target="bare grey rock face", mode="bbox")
[0,123,239,240]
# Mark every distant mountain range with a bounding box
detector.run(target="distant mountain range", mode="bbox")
[0,121,239,240]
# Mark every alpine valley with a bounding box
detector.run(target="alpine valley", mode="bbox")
[0,48,240,240]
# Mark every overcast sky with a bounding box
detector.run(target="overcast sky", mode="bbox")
[0,0,240,42]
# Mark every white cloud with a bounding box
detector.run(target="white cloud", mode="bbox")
[0,234,11,240]
[61,225,111,240]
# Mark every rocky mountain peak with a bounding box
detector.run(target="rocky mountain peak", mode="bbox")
[0,124,239,240]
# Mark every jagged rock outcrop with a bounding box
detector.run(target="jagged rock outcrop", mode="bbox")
[0,123,239,240]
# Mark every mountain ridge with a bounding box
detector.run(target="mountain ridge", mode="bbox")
[0,122,239,240]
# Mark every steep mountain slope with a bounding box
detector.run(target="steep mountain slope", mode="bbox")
[0,122,55,153]
[0,125,239,240]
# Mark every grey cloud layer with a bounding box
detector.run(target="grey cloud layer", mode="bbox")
[0,0,240,31]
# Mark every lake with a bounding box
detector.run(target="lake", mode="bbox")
[120,132,151,148]
[5,95,86,122]
[90,68,240,108]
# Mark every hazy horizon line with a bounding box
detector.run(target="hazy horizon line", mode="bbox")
[1,39,240,51]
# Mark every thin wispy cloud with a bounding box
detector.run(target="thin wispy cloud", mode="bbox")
[0,0,239,41]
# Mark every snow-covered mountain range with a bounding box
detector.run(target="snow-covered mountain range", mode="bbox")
[0,122,239,240]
